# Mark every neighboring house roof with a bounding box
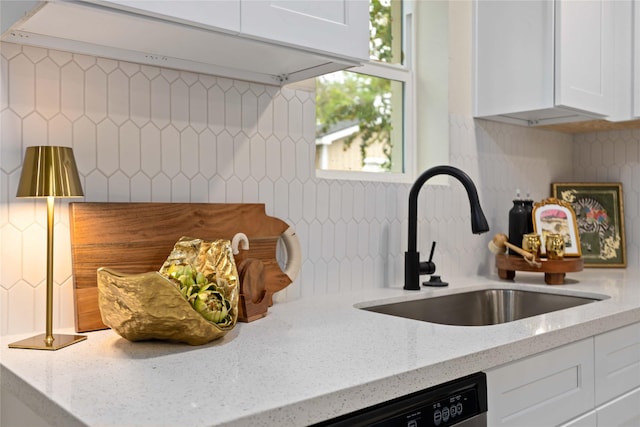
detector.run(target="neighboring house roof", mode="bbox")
[315,120,359,145]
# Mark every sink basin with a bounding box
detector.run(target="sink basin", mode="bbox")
[360,289,605,326]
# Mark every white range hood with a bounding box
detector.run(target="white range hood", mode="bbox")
[1,1,361,85]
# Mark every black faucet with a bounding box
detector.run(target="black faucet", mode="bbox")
[404,166,490,290]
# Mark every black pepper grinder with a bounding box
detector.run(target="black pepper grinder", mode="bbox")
[523,192,534,233]
[508,190,527,255]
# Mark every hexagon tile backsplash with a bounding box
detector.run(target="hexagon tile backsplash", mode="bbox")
[1,42,639,335]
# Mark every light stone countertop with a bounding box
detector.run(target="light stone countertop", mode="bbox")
[2,269,640,427]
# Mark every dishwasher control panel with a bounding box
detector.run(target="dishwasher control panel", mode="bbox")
[313,372,487,427]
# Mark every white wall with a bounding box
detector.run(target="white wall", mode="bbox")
[4,1,634,336]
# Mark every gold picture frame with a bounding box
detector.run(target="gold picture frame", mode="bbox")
[532,198,582,257]
[552,182,626,267]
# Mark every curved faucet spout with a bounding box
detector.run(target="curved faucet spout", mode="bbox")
[405,165,490,290]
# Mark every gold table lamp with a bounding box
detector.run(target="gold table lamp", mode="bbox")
[9,146,87,350]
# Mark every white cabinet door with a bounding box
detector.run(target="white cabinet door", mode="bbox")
[635,0,640,117]
[561,411,598,427]
[596,388,640,426]
[241,0,369,60]
[594,322,640,406]
[90,0,240,32]
[486,338,595,427]
[555,0,614,116]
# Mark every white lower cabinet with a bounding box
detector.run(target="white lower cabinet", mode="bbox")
[561,411,597,427]
[486,339,595,426]
[596,388,640,427]
[487,322,640,427]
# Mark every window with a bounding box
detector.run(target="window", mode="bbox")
[315,0,414,180]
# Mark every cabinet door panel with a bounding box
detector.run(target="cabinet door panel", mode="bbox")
[595,323,640,406]
[88,1,240,32]
[596,388,640,426]
[635,0,640,117]
[561,411,597,427]
[487,339,595,427]
[241,0,368,60]
[555,0,613,116]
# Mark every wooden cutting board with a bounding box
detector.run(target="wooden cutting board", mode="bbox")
[69,202,298,332]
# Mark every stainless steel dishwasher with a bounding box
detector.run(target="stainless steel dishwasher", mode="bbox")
[313,372,487,427]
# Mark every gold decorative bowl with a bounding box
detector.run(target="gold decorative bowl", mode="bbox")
[97,237,239,345]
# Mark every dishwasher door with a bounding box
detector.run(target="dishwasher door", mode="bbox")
[313,372,488,427]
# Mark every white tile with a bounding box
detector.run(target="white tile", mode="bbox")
[352,182,364,221]
[35,57,60,120]
[273,177,289,220]
[357,221,370,259]
[58,277,76,330]
[216,131,234,180]
[288,96,302,141]
[85,65,107,123]
[315,180,329,222]
[108,171,130,202]
[49,114,72,147]
[249,136,266,180]
[288,179,303,223]
[9,54,35,118]
[1,224,23,287]
[171,173,190,202]
[321,221,334,262]
[225,176,243,203]
[368,220,381,258]
[273,95,288,141]
[151,76,170,129]
[72,116,97,174]
[224,87,242,136]
[281,138,295,182]
[198,129,217,179]
[190,174,208,203]
[119,121,141,177]
[0,287,7,335]
[242,90,258,137]
[130,72,150,127]
[307,219,322,261]
[22,45,46,63]
[313,259,328,294]
[6,281,36,334]
[329,181,341,223]
[0,42,22,60]
[295,136,311,182]
[1,53,8,111]
[257,92,274,138]
[1,110,22,173]
[22,112,47,148]
[170,78,189,131]
[118,61,140,77]
[207,85,225,135]
[265,136,281,181]
[52,222,72,285]
[189,81,207,133]
[242,177,259,202]
[61,61,85,122]
[96,57,118,74]
[21,222,46,286]
[180,127,199,179]
[258,178,273,208]
[97,119,119,175]
[140,123,161,177]
[151,173,171,202]
[161,125,181,178]
[346,221,358,259]
[140,64,160,80]
[72,53,96,70]
[233,133,250,180]
[326,259,340,294]
[302,180,317,223]
[131,172,151,200]
[85,169,108,201]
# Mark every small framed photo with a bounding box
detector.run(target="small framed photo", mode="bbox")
[532,198,582,257]
[552,182,626,267]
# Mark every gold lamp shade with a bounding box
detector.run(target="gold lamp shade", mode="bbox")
[9,146,86,350]
[16,146,84,198]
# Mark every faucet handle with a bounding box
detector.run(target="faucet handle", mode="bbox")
[419,241,436,275]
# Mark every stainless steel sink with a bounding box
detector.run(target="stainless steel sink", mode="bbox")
[360,289,605,326]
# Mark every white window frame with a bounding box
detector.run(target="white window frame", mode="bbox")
[316,1,417,184]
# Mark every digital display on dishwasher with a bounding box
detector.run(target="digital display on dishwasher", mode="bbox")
[372,388,479,427]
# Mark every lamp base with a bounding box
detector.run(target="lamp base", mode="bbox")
[8,333,87,351]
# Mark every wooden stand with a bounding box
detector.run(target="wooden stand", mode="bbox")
[495,254,584,285]
[236,258,270,322]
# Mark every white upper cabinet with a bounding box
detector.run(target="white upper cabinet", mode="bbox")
[91,1,240,32]
[0,0,368,86]
[474,0,633,126]
[633,0,640,117]
[241,1,369,60]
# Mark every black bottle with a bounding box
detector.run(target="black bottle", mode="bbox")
[508,190,528,255]
[523,192,534,233]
